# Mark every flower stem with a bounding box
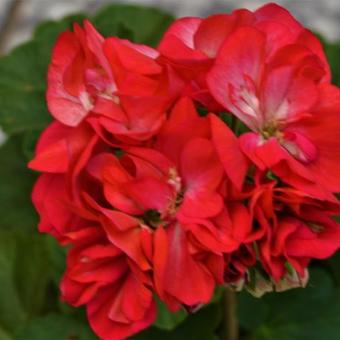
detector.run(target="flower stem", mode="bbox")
[223,287,238,340]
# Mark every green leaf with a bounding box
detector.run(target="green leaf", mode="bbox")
[0,41,51,134]
[239,268,340,340]
[0,230,55,334]
[13,233,52,316]
[238,290,269,330]
[0,231,27,333]
[33,14,87,44]
[134,302,222,340]
[22,129,42,161]
[14,314,96,340]
[0,136,38,232]
[93,4,174,46]
[154,298,187,330]
[0,326,11,340]
[323,40,340,87]
[45,236,66,286]
[326,251,340,286]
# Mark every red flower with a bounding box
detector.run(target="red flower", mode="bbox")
[207,13,340,197]
[28,119,106,237]
[30,97,249,337]
[48,20,182,143]
[84,98,243,309]
[226,172,340,291]
[29,120,100,243]
[61,228,156,340]
[29,123,157,337]
[255,181,340,281]
[159,3,329,110]
[159,3,329,73]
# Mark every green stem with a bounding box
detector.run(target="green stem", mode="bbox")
[223,288,238,340]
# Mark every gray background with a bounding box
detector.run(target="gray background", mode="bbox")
[1,0,340,53]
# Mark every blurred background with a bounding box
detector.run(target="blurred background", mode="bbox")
[1,0,340,54]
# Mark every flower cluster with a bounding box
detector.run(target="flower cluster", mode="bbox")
[30,3,340,339]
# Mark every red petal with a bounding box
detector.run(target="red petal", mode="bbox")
[207,27,266,129]
[179,192,223,219]
[210,114,248,190]
[87,282,156,340]
[254,3,303,35]
[286,222,340,259]
[104,37,161,76]
[194,14,236,58]
[103,220,151,271]
[156,97,210,166]
[47,32,89,126]
[158,17,206,62]
[162,223,215,305]
[124,177,174,212]
[28,122,70,172]
[180,137,223,192]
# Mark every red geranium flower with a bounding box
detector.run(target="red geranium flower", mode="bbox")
[158,3,329,110]
[29,97,249,337]
[207,17,340,198]
[28,5,340,339]
[61,228,156,340]
[48,20,182,142]
[224,171,340,295]
[83,98,247,309]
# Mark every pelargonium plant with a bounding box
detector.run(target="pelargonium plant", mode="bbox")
[27,2,340,339]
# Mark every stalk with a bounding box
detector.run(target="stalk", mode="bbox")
[222,288,238,340]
